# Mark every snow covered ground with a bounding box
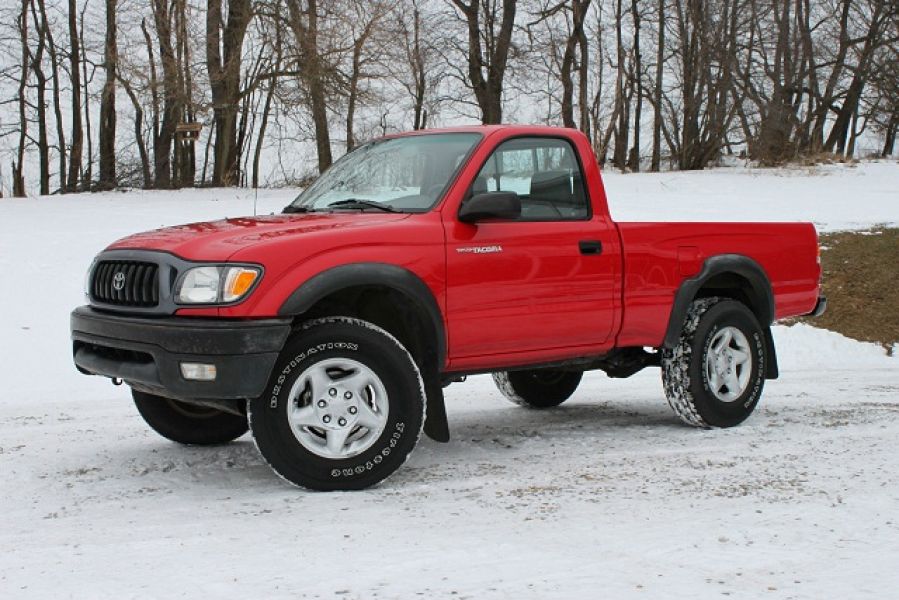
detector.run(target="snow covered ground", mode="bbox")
[1,162,897,599]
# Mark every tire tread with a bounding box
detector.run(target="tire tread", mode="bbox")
[247,316,425,491]
[660,297,723,428]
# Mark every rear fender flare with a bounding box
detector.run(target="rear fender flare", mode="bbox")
[663,254,778,378]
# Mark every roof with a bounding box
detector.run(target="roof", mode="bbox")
[382,124,581,140]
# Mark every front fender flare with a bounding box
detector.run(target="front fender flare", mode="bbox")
[277,262,449,440]
[277,262,446,369]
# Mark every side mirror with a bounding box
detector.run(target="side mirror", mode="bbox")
[458,191,521,223]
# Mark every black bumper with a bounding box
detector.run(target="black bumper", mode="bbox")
[807,295,827,317]
[71,306,291,401]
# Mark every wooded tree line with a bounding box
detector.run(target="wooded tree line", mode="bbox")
[1,0,896,196]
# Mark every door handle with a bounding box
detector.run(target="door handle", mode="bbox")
[579,240,603,255]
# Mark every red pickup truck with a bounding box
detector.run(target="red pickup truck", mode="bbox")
[72,125,825,490]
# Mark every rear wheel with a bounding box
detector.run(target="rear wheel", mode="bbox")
[248,317,425,491]
[661,298,766,428]
[132,390,249,445]
[493,369,583,409]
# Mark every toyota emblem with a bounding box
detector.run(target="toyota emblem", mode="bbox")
[112,272,126,291]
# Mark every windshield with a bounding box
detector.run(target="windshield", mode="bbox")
[286,133,482,213]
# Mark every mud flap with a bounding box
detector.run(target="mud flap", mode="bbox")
[423,376,450,442]
[764,326,779,379]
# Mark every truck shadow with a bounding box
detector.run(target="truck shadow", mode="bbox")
[118,399,689,491]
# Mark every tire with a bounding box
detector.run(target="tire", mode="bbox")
[661,297,767,428]
[492,369,583,409]
[248,317,425,491]
[132,390,249,445]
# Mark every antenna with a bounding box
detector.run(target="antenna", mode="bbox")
[253,185,258,216]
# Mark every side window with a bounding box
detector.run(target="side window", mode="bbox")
[472,137,589,221]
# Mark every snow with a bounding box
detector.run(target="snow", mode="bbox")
[1,162,898,598]
[604,160,899,232]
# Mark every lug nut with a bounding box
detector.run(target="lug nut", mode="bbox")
[344,391,353,399]
[348,406,357,415]
[329,388,337,397]
[338,418,347,427]
[317,399,327,408]
[322,415,332,424]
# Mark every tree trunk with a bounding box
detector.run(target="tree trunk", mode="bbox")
[120,76,152,188]
[253,76,277,188]
[346,39,362,151]
[80,3,92,185]
[754,1,795,164]
[28,0,50,195]
[207,0,252,185]
[13,0,29,197]
[882,113,897,157]
[808,0,851,153]
[629,0,643,172]
[612,0,629,169]
[151,0,180,188]
[35,0,67,193]
[451,0,516,125]
[576,2,590,138]
[287,0,332,173]
[650,0,664,171]
[823,4,884,156]
[141,19,160,187]
[67,0,83,192]
[98,0,117,190]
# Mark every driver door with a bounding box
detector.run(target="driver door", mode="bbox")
[444,136,618,364]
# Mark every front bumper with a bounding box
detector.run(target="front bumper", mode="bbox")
[71,306,291,401]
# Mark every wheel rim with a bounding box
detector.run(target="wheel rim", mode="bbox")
[704,326,753,402]
[286,358,389,459]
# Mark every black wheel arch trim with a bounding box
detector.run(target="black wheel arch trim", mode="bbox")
[663,254,778,378]
[277,262,447,368]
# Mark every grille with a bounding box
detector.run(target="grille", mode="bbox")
[91,261,159,307]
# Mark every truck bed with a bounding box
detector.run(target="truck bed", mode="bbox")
[614,221,821,348]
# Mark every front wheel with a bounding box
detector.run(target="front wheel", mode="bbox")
[248,317,425,491]
[492,369,583,409]
[132,390,249,445]
[661,298,766,428]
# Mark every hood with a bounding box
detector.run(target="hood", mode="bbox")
[107,212,410,260]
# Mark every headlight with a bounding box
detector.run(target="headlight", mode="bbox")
[175,265,261,304]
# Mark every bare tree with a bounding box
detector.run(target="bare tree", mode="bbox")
[650,0,664,170]
[287,0,333,173]
[530,0,592,134]
[341,0,390,151]
[207,0,253,185]
[12,0,30,197]
[627,0,642,171]
[28,0,50,194]
[67,0,84,191]
[34,0,67,192]
[448,0,517,124]
[394,1,439,130]
[98,0,118,189]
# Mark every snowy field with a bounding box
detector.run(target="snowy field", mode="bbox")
[1,162,898,599]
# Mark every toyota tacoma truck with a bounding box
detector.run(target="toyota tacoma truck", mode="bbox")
[71,125,826,490]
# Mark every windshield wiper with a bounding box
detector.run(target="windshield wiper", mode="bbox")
[327,199,397,212]
[282,204,315,214]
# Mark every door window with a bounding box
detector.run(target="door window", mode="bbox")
[471,137,589,220]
